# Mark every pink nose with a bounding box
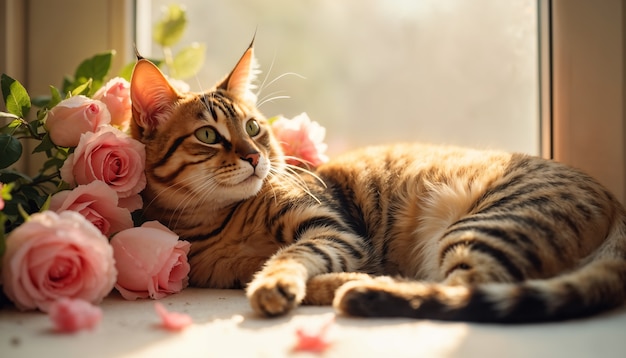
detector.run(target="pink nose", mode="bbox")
[242,152,260,167]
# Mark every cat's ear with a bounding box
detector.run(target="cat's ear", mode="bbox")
[130,59,179,138]
[217,38,259,104]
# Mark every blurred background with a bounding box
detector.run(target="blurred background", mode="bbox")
[2,0,624,202]
[142,0,539,156]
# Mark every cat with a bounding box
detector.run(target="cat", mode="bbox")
[129,40,626,323]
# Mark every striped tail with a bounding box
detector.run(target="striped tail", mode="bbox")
[334,222,626,323]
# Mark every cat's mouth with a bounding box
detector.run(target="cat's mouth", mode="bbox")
[224,172,263,190]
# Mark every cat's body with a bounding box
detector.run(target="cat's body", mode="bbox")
[130,42,626,323]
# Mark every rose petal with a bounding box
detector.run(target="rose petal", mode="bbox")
[154,302,192,331]
[292,316,335,353]
[49,297,102,333]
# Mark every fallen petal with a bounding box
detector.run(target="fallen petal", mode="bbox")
[48,298,102,333]
[154,302,193,331]
[292,316,335,353]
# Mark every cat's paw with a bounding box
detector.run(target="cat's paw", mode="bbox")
[246,275,306,317]
[333,277,413,317]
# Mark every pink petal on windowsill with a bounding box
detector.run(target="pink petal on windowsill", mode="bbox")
[154,302,193,331]
[292,316,335,354]
[48,298,103,333]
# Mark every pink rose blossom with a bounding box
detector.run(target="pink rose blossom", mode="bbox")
[49,298,103,333]
[60,126,146,211]
[1,211,117,312]
[45,95,111,147]
[111,221,191,300]
[93,77,132,131]
[154,302,193,331]
[271,113,328,167]
[50,181,133,236]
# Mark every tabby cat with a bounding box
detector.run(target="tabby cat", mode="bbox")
[129,40,626,323]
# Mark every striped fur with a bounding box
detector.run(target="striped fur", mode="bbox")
[130,43,626,323]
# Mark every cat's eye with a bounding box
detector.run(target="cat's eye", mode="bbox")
[245,119,261,137]
[195,126,219,144]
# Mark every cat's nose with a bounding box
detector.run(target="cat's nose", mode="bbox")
[242,152,260,167]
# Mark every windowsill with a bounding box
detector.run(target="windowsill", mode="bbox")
[1,288,626,357]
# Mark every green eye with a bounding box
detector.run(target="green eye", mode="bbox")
[245,119,260,137]
[195,126,219,144]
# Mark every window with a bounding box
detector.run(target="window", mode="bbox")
[3,0,623,202]
[139,0,540,156]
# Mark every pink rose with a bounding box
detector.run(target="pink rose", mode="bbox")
[111,221,191,300]
[45,95,111,147]
[60,126,146,211]
[93,77,132,131]
[1,211,117,312]
[50,181,133,236]
[271,113,329,167]
[49,298,103,333]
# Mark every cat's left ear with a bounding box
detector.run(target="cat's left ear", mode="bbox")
[130,59,180,139]
[217,37,259,104]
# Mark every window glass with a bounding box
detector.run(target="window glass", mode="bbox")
[141,0,539,155]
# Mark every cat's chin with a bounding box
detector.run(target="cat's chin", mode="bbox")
[221,175,264,202]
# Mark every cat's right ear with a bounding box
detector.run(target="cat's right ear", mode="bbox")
[130,59,179,139]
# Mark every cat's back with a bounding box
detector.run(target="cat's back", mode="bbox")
[312,143,619,278]
[315,143,514,189]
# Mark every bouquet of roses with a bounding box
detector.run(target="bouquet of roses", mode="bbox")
[0,4,329,332]
[0,4,207,323]
[0,53,194,313]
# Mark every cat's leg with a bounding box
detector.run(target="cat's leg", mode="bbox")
[333,229,529,318]
[303,272,376,305]
[333,276,475,319]
[246,230,370,317]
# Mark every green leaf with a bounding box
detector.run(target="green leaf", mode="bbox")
[119,62,135,81]
[62,76,73,95]
[71,78,92,97]
[1,74,31,118]
[6,119,21,128]
[49,86,62,107]
[32,133,55,153]
[172,43,206,79]
[0,133,22,169]
[40,195,52,212]
[64,52,114,96]
[0,169,32,184]
[153,4,187,47]
[74,52,114,85]
[0,181,14,200]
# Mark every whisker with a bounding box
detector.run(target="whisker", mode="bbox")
[269,158,323,204]
[283,162,327,188]
[143,166,222,227]
[262,72,307,90]
[258,94,291,108]
[256,48,278,97]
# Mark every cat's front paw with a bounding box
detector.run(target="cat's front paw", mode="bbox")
[246,275,306,317]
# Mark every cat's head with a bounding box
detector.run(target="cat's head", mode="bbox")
[129,41,284,212]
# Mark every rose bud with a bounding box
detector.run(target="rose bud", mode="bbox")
[93,77,132,131]
[45,95,111,147]
[111,221,191,300]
